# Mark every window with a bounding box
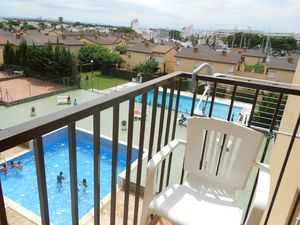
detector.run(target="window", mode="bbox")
[227,65,234,73]
[176,58,181,65]
[146,55,151,60]
[128,53,131,58]
[155,56,164,63]
[268,70,276,79]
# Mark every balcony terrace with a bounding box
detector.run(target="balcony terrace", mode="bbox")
[0,66,300,225]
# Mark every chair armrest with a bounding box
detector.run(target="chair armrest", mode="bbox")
[147,139,186,171]
[141,139,185,224]
[245,163,270,225]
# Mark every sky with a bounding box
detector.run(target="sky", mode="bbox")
[0,0,299,33]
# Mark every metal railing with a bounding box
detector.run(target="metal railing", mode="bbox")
[0,69,300,225]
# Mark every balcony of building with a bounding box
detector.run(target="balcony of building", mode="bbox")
[0,63,300,225]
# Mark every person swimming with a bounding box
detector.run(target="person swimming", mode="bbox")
[11,160,23,169]
[0,163,8,174]
[57,171,65,188]
[78,178,88,191]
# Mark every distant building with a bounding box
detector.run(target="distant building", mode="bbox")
[181,25,194,38]
[131,19,139,32]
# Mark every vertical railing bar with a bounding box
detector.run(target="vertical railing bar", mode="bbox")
[287,190,300,225]
[243,135,272,224]
[208,82,217,118]
[180,161,185,184]
[264,113,300,225]
[148,88,159,161]
[190,85,198,117]
[0,180,8,225]
[33,137,50,225]
[160,81,175,189]
[110,105,119,225]
[156,86,167,153]
[93,112,100,225]
[68,123,79,225]
[133,93,148,225]
[248,89,259,127]
[166,79,182,187]
[227,85,237,121]
[123,99,135,225]
[171,79,182,140]
[269,93,283,133]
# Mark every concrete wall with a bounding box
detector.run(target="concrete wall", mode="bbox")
[174,57,237,74]
[261,58,300,225]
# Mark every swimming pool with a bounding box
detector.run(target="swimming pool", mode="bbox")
[0,128,138,225]
[135,90,243,121]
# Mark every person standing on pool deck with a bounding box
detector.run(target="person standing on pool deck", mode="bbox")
[57,172,65,187]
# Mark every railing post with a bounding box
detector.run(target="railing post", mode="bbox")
[33,137,50,225]
[0,180,8,225]
[68,123,79,225]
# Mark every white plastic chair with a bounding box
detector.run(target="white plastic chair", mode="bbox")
[141,117,270,225]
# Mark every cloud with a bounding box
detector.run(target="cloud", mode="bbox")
[0,0,299,32]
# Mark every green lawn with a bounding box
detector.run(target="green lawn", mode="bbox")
[79,72,129,90]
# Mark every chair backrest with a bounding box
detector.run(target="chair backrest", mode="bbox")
[185,117,264,190]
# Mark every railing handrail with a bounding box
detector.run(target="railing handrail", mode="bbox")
[1,70,300,152]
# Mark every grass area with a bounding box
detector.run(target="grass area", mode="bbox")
[244,64,265,73]
[79,72,129,90]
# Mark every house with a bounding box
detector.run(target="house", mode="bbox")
[78,35,115,51]
[266,54,299,83]
[242,49,266,65]
[151,44,177,73]
[175,46,241,74]
[126,42,156,69]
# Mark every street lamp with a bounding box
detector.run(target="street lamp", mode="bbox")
[91,60,94,91]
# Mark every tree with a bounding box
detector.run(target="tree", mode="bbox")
[133,58,159,73]
[116,27,135,33]
[0,22,3,29]
[3,41,14,65]
[78,44,123,66]
[169,30,182,40]
[21,24,37,30]
[38,22,47,30]
[271,37,297,51]
[51,22,58,29]
[74,22,81,26]
[115,45,127,54]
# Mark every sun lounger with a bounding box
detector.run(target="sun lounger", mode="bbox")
[57,96,71,105]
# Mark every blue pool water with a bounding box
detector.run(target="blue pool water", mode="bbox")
[0,128,138,225]
[135,91,243,121]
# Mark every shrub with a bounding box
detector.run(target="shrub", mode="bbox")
[244,64,265,73]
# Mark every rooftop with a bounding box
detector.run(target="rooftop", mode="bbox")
[176,46,241,64]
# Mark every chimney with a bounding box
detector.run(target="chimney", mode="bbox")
[193,47,198,53]
[222,50,227,56]
[62,34,66,40]
[145,42,149,47]
[15,34,21,39]
[45,32,49,36]
[287,57,293,63]
[95,35,98,39]
[288,51,292,56]
[160,40,164,45]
